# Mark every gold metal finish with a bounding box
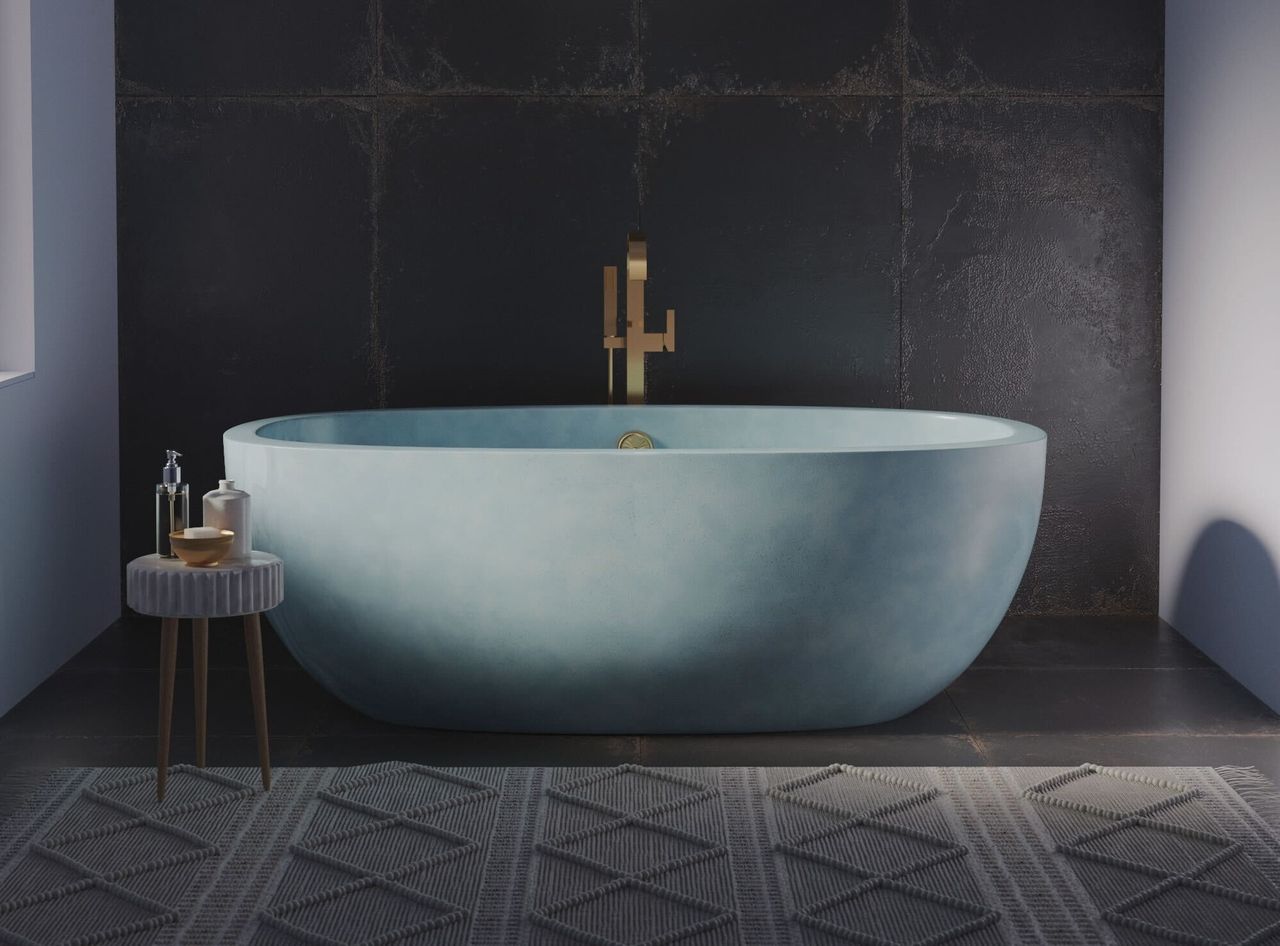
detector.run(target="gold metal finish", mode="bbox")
[602,231,675,404]
[617,430,655,449]
[168,529,235,567]
[603,265,622,403]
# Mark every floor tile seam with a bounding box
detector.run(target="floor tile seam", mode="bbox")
[972,730,1280,739]
[0,726,320,740]
[968,663,1215,671]
[966,733,994,766]
[0,737,318,758]
[945,690,974,737]
[61,665,290,673]
[0,734,314,743]
[115,89,1165,100]
[115,90,916,104]
[47,665,306,676]
[958,667,1236,674]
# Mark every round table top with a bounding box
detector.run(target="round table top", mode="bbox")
[126,552,283,618]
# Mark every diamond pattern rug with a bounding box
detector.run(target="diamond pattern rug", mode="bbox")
[1,763,1279,945]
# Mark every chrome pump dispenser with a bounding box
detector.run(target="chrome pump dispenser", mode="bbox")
[155,449,189,558]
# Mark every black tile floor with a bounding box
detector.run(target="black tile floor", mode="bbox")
[3,614,1279,783]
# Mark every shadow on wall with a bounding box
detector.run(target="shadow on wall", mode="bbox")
[1170,519,1280,713]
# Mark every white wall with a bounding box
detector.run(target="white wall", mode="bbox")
[1161,0,1280,710]
[0,1,119,715]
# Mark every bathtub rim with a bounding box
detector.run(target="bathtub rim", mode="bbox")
[224,404,1047,456]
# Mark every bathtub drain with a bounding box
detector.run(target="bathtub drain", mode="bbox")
[617,430,654,449]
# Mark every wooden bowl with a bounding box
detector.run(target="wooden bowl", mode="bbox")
[169,529,235,567]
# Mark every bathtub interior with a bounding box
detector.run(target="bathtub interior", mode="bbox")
[246,406,1043,452]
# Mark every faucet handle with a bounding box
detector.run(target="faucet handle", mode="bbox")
[626,232,647,282]
[663,308,675,351]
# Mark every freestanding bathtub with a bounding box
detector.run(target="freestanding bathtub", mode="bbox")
[224,406,1045,733]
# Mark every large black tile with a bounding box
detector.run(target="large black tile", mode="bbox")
[821,692,969,737]
[641,734,983,767]
[644,0,900,94]
[63,615,298,672]
[870,692,967,735]
[382,0,637,93]
[974,616,1213,670]
[199,667,340,739]
[0,667,330,740]
[949,669,1280,736]
[378,99,637,408]
[0,670,169,740]
[903,98,1162,613]
[974,733,1280,784]
[300,685,519,738]
[906,0,1163,94]
[294,733,641,766]
[305,679,963,741]
[0,735,307,776]
[117,100,376,565]
[116,1,375,95]
[643,98,900,405]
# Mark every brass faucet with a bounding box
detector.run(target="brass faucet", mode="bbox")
[603,232,675,404]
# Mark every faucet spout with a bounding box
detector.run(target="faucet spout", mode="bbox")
[602,232,676,405]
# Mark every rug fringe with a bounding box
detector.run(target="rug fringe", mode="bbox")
[1215,765,1280,835]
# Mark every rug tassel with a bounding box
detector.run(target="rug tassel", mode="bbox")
[1216,765,1280,836]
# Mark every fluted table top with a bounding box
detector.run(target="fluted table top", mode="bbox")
[126,552,283,618]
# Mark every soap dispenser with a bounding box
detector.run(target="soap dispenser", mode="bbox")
[154,450,189,558]
[203,479,251,562]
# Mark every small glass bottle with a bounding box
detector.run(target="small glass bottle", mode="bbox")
[155,449,189,558]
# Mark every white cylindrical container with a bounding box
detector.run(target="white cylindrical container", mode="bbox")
[202,479,251,561]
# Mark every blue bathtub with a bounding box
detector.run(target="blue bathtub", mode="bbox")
[224,406,1045,733]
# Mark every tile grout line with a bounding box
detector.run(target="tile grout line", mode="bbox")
[960,666,1239,672]
[965,731,994,765]
[113,90,1165,104]
[372,0,383,92]
[369,0,390,408]
[633,0,645,230]
[945,688,974,736]
[956,730,1280,744]
[897,0,908,409]
[632,0,644,97]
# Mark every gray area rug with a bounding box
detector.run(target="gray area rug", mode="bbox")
[3,763,1280,945]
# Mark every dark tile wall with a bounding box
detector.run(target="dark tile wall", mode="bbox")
[115,0,1163,614]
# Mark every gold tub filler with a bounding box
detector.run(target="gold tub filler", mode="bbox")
[602,232,675,406]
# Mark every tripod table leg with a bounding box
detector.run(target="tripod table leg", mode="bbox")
[156,617,179,801]
[243,613,271,791]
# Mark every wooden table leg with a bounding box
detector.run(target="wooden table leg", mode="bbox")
[193,618,209,768]
[243,613,271,791]
[157,617,179,801]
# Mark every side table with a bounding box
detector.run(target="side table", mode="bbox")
[126,552,283,799]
